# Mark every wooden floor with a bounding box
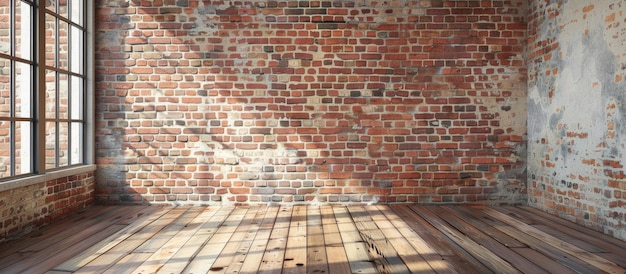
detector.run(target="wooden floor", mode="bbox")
[1,205,625,274]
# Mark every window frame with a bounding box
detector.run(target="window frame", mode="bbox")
[0,0,94,187]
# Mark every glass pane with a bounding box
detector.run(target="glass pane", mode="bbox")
[0,4,9,56]
[59,73,68,119]
[59,0,68,18]
[45,0,55,13]
[0,57,9,118]
[15,121,31,175]
[0,121,9,177]
[58,122,68,166]
[45,69,56,119]
[15,0,32,60]
[45,14,56,67]
[70,122,81,164]
[45,121,56,169]
[70,25,82,74]
[70,0,83,26]
[70,75,82,119]
[58,21,68,70]
[15,61,32,118]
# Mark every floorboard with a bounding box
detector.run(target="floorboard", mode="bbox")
[283,204,307,274]
[183,206,248,273]
[0,204,621,274]
[209,205,261,273]
[258,205,292,274]
[319,205,351,274]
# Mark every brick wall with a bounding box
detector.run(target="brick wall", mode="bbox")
[527,0,626,241]
[0,172,95,242]
[95,0,528,205]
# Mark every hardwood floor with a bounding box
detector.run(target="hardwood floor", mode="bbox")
[0,204,625,273]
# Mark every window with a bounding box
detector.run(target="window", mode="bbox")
[0,0,90,179]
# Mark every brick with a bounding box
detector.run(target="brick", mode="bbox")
[0,172,95,242]
[93,0,529,207]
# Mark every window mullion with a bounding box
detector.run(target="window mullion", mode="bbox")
[36,0,46,174]
[9,0,14,176]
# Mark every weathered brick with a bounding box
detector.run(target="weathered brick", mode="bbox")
[0,172,95,242]
[94,0,528,206]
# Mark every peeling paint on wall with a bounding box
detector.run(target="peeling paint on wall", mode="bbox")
[528,0,626,241]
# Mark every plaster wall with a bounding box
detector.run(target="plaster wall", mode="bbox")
[527,0,626,240]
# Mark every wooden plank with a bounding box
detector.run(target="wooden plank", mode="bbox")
[319,205,351,274]
[390,205,456,256]
[156,206,232,274]
[0,206,150,274]
[412,206,518,273]
[333,206,377,274]
[307,206,329,274]
[25,206,132,253]
[75,206,188,274]
[258,205,293,274]
[483,207,626,273]
[20,224,127,274]
[0,206,113,259]
[391,205,490,274]
[512,247,579,274]
[207,205,261,273]
[132,206,198,253]
[52,206,170,272]
[0,205,121,271]
[130,206,206,274]
[447,206,527,248]
[378,205,457,274]
[505,206,626,255]
[519,206,626,250]
[283,204,307,274]
[533,224,606,253]
[457,205,602,274]
[348,205,410,274]
[366,205,435,274]
[182,206,249,273]
[596,253,626,269]
[238,205,280,274]
[101,252,152,274]
[429,206,548,274]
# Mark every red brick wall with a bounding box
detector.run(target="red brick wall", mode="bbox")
[95,0,528,205]
[527,0,626,241]
[0,172,95,242]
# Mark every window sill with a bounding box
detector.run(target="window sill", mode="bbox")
[0,165,97,192]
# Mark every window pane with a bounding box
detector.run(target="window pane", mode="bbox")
[70,122,81,164]
[45,0,55,13]
[0,57,9,118]
[58,0,68,18]
[45,14,55,67]
[0,4,9,56]
[70,25,83,74]
[58,21,68,70]
[15,0,32,60]
[0,121,9,177]
[45,69,56,119]
[70,0,83,26]
[59,73,68,119]
[58,122,68,166]
[15,61,32,118]
[70,75,82,119]
[45,121,56,169]
[15,121,31,175]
